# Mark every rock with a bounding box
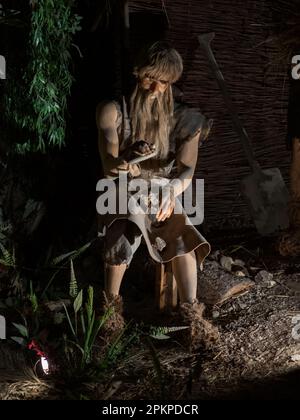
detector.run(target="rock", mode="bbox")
[212,311,220,319]
[255,271,276,288]
[220,255,234,271]
[291,354,300,362]
[210,250,221,261]
[255,270,273,282]
[234,270,246,277]
[231,263,249,277]
[234,259,246,267]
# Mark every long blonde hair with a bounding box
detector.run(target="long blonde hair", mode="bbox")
[130,42,183,159]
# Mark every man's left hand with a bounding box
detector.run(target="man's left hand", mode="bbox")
[128,163,141,177]
[156,186,175,222]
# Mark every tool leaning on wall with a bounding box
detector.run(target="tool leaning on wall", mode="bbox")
[198,32,290,236]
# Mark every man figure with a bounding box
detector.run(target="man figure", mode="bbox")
[96,42,218,348]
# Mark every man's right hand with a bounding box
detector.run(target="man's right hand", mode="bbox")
[132,140,156,156]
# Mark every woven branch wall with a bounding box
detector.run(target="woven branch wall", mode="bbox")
[128,0,293,229]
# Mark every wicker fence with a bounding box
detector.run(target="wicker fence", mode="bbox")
[128,0,293,229]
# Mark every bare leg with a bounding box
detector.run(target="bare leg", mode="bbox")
[104,263,127,296]
[172,251,197,303]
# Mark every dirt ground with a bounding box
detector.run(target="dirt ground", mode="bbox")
[1,229,300,400]
[114,230,300,400]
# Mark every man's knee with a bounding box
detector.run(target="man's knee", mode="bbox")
[103,230,142,266]
[103,251,134,267]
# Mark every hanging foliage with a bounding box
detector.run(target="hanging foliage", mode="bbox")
[4,0,81,153]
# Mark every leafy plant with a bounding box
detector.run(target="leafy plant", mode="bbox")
[42,240,93,297]
[11,321,29,347]
[62,285,113,371]
[3,0,82,153]
[98,322,138,372]
[60,262,140,379]
[51,241,92,267]
[60,265,107,371]
[9,280,41,347]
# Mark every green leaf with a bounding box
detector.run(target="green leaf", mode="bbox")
[51,241,91,266]
[12,323,28,338]
[73,290,83,314]
[86,286,93,325]
[62,302,76,338]
[11,336,26,346]
[5,0,82,153]
[149,325,189,340]
[80,309,86,334]
[29,280,38,313]
[51,250,76,265]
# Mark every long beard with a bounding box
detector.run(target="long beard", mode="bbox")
[129,85,173,159]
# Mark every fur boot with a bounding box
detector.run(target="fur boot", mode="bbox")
[101,292,125,336]
[179,300,219,350]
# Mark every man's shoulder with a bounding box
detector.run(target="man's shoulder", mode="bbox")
[96,99,121,129]
[172,101,213,144]
[96,100,119,118]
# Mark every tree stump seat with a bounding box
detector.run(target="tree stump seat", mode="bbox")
[155,261,178,312]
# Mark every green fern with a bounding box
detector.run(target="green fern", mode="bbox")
[42,241,93,298]
[99,322,138,371]
[51,241,92,266]
[0,222,12,233]
[149,325,189,340]
[0,242,16,268]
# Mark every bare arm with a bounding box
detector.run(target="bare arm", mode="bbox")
[156,133,200,221]
[96,102,127,178]
[170,132,200,197]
